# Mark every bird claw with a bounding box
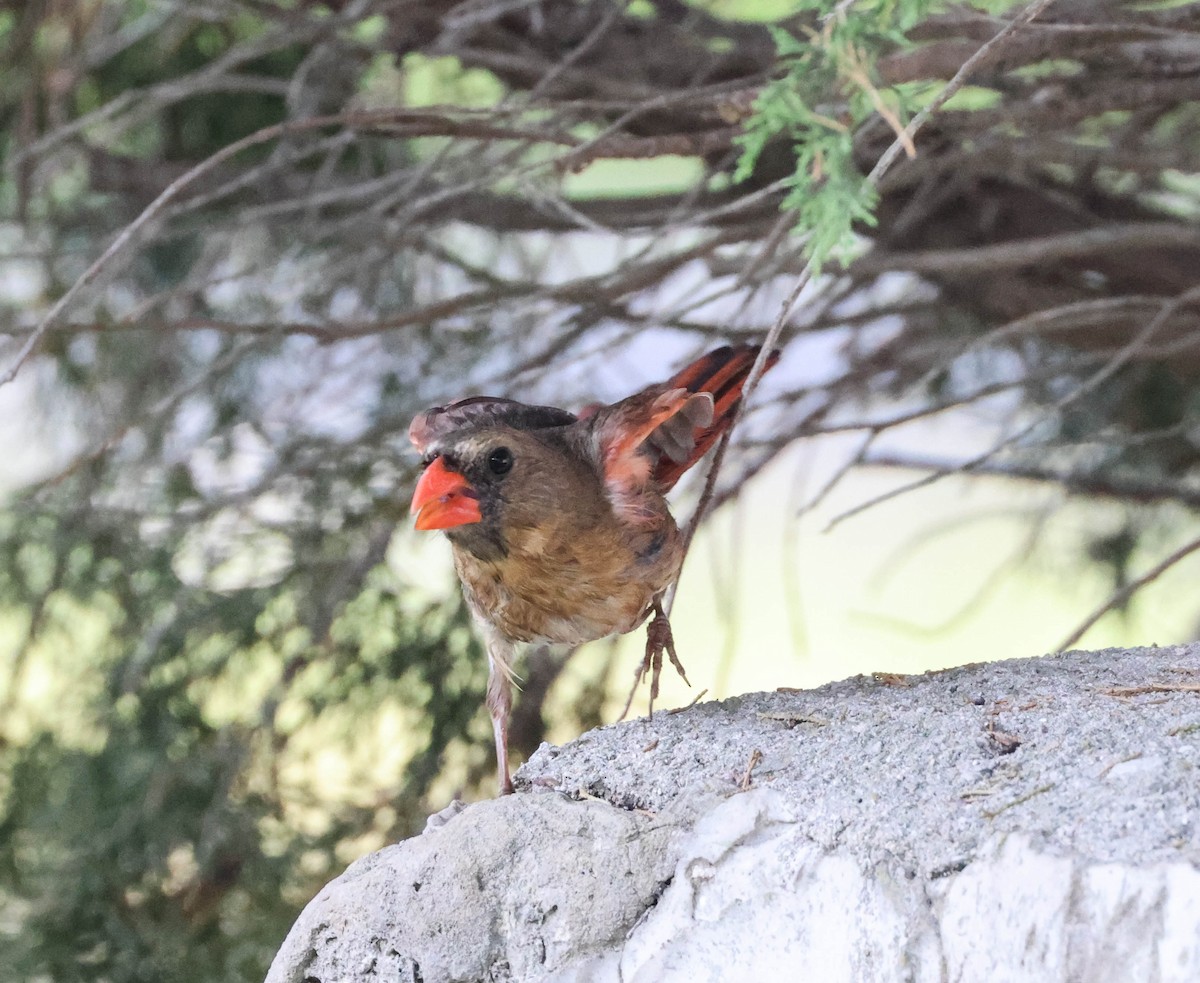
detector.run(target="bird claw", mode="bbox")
[619,602,690,721]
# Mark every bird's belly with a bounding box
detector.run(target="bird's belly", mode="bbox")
[457,543,679,646]
[519,593,650,646]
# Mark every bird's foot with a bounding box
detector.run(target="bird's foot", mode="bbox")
[619,603,690,721]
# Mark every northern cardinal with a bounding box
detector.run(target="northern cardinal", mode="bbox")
[409,344,777,794]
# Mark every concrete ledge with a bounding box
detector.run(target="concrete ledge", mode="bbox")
[267,645,1200,982]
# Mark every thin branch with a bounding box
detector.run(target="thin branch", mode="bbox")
[865,0,1058,187]
[666,0,1059,614]
[863,452,1200,510]
[825,283,1200,532]
[853,222,1200,278]
[3,109,422,385]
[0,113,746,384]
[1057,533,1200,651]
[809,379,1030,436]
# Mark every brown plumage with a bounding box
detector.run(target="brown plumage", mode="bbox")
[409,344,778,794]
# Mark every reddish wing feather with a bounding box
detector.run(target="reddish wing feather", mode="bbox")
[590,344,777,522]
[653,344,779,490]
[592,388,710,521]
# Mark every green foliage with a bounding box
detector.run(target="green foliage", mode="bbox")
[0,493,488,982]
[90,11,297,161]
[736,0,943,269]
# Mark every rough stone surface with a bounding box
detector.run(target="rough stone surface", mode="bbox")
[267,645,1200,982]
[267,794,676,982]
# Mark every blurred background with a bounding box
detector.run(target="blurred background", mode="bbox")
[2,0,1200,979]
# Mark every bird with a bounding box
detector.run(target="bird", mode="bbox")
[408,344,778,794]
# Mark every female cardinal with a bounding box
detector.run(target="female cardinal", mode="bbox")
[409,344,777,794]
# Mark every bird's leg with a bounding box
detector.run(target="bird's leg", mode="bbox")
[619,598,690,721]
[645,601,690,715]
[486,642,517,795]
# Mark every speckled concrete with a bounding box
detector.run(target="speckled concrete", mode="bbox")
[522,644,1200,874]
[267,645,1200,983]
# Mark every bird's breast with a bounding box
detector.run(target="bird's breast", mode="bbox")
[453,517,682,646]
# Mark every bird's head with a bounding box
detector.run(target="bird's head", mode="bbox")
[411,429,517,523]
[410,426,605,561]
[411,427,553,561]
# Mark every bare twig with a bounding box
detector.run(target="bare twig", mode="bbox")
[4,109,402,385]
[665,0,1059,614]
[867,0,1058,185]
[981,783,1054,819]
[668,689,709,715]
[738,749,764,791]
[851,222,1200,278]
[826,283,1200,533]
[1057,534,1200,651]
[1102,684,1200,697]
[1096,752,1143,778]
[863,452,1200,510]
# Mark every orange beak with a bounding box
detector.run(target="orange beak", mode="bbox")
[411,456,482,530]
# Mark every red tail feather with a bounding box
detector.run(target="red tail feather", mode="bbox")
[654,344,779,490]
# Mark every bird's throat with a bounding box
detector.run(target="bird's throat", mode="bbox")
[447,522,508,562]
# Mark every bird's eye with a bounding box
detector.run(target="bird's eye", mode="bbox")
[487,447,514,476]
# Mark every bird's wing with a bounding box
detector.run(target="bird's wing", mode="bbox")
[588,386,715,524]
[588,345,782,516]
[409,397,577,453]
[651,344,779,490]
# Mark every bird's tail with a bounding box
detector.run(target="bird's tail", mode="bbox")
[654,344,780,490]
